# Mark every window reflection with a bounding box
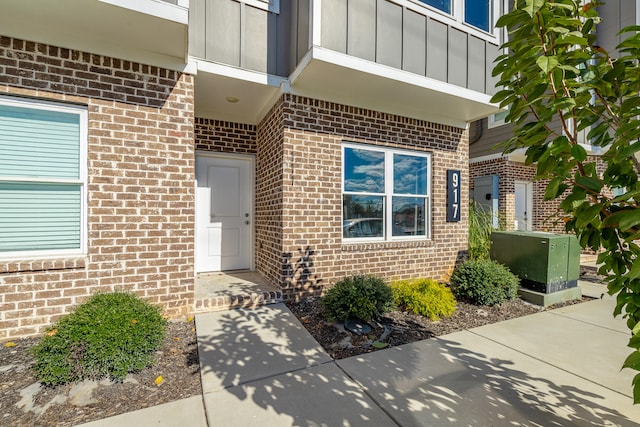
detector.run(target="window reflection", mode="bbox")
[392,197,426,237]
[343,195,384,238]
[343,147,385,193]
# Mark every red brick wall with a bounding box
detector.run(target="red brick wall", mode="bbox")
[0,37,195,339]
[254,94,469,299]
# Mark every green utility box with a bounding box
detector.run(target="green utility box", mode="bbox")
[490,231,580,294]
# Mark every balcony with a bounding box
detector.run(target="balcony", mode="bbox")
[0,0,189,71]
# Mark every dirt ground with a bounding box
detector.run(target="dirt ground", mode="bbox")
[0,321,201,427]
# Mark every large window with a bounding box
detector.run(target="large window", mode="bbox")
[342,144,431,241]
[419,0,492,33]
[0,96,87,258]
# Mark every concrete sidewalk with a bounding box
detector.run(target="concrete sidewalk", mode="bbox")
[81,281,640,426]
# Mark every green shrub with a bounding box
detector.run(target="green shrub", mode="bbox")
[32,292,167,386]
[390,278,457,321]
[468,202,494,260]
[450,259,520,306]
[321,275,393,322]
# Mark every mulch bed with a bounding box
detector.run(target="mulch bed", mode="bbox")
[0,321,201,427]
[287,295,595,360]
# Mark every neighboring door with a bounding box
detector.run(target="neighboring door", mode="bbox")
[196,153,253,272]
[514,181,533,231]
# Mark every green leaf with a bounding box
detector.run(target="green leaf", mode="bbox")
[575,175,603,194]
[618,209,640,231]
[372,341,389,349]
[523,0,546,18]
[537,55,559,73]
[633,373,640,404]
[623,350,640,371]
[575,204,602,229]
[570,144,587,162]
[626,261,640,281]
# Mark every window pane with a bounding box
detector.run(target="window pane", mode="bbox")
[343,195,384,238]
[392,197,426,237]
[0,104,80,179]
[465,0,490,32]
[343,148,385,193]
[394,154,427,195]
[0,182,81,252]
[420,0,451,13]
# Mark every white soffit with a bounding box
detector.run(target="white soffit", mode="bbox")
[290,47,499,128]
[193,61,285,125]
[0,0,188,71]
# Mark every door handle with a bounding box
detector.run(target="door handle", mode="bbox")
[245,220,250,225]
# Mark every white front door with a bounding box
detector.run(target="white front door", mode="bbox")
[196,153,253,272]
[514,181,533,231]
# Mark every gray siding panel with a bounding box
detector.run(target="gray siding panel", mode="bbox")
[597,2,637,56]
[321,0,347,53]
[448,28,467,88]
[426,18,447,82]
[297,0,311,63]
[207,0,241,67]
[245,6,268,72]
[189,0,206,59]
[468,36,485,93]
[188,0,290,77]
[376,0,403,69]
[470,119,513,158]
[289,0,299,74]
[347,0,376,62]
[486,43,500,96]
[402,9,426,76]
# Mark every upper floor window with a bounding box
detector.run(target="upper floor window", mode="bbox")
[419,0,492,33]
[0,96,87,259]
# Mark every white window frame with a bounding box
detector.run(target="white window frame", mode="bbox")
[400,0,501,42]
[0,95,88,260]
[243,0,279,14]
[488,109,509,128]
[342,143,432,243]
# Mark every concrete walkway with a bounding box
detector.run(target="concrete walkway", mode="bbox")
[80,281,640,426]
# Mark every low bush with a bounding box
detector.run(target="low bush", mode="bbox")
[32,292,167,386]
[390,278,456,321]
[321,275,394,322]
[449,259,520,306]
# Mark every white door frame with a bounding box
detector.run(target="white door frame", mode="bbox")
[195,151,255,272]
[514,180,533,231]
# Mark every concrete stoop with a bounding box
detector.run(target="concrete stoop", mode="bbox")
[194,271,283,313]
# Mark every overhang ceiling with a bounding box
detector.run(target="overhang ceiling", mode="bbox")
[193,62,284,125]
[0,0,188,71]
[192,47,500,128]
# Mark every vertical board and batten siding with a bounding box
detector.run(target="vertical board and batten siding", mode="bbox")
[189,0,290,76]
[320,0,500,96]
[597,2,637,56]
[289,0,311,68]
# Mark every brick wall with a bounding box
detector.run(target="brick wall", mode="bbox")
[252,94,469,299]
[195,118,256,154]
[0,37,195,339]
[470,156,607,233]
[256,99,286,287]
